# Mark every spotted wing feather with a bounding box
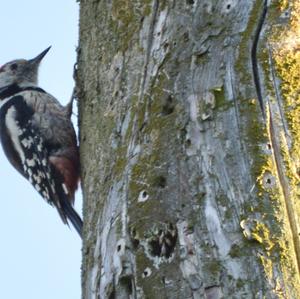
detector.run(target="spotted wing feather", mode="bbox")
[0,95,69,222]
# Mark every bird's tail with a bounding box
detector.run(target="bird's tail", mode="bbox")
[49,164,83,238]
[61,199,83,238]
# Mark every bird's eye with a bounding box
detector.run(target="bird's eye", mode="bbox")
[10,63,18,71]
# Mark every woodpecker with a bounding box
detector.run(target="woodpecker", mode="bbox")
[0,47,82,237]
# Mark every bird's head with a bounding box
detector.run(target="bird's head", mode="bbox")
[0,46,51,89]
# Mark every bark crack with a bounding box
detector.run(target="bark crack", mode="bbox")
[251,0,268,118]
[138,0,159,102]
[268,108,300,276]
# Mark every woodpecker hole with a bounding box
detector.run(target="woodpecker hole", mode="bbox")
[226,4,231,10]
[162,95,175,116]
[186,0,194,4]
[186,139,192,147]
[183,32,189,43]
[130,227,140,248]
[116,239,126,253]
[108,291,116,299]
[147,223,177,259]
[142,267,152,278]
[138,190,149,202]
[204,285,222,299]
[153,175,167,188]
[119,277,133,295]
[163,42,169,51]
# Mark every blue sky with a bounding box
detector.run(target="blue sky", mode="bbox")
[0,2,81,299]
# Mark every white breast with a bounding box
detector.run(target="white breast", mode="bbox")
[5,106,25,163]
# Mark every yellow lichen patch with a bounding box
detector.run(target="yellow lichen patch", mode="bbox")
[271,2,300,164]
[253,221,276,250]
[276,0,289,11]
[265,2,300,295]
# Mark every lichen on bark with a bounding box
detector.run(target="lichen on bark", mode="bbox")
[78,0,300,298]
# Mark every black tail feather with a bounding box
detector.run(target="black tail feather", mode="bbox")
[61,199,83,238]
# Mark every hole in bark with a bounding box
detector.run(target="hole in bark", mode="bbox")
[183,32,189,42]
[186,139,192,147]
[263,173,275,189]
[162,95,175,115]
[142,267,152,278]
[130,227,140,248]
[163,42,169,51]
[267,143,272,150]
[120,277,133,295]
[138,190,149,202]
[147,223,177,258]
[117,244,122,251]
[108,291,115,299]
[132,238,139,247]
[153,175,167,188]
[140,16,144,23]
[226,4,231,10]
[186,0,194,4]
[204,285,222,299]
[149,239,162,256]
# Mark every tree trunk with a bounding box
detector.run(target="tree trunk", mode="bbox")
[77,1,300,298]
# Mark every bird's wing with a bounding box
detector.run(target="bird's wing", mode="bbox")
[0,95,68,221]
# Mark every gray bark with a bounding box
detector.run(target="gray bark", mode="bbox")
[77,0,300,298]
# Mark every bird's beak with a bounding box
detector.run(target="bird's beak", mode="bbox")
[28,46,51,65]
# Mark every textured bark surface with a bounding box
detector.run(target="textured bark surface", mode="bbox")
[77,1,300,298]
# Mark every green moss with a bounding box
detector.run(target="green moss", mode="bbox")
[245,102,269,178]
[236,278,245,289]
[228,244,242,258]
[235,1,263,82]
[113,148,127,176]
[202,260,222,285]
[213,86,233,111]
[110,0,153,52]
